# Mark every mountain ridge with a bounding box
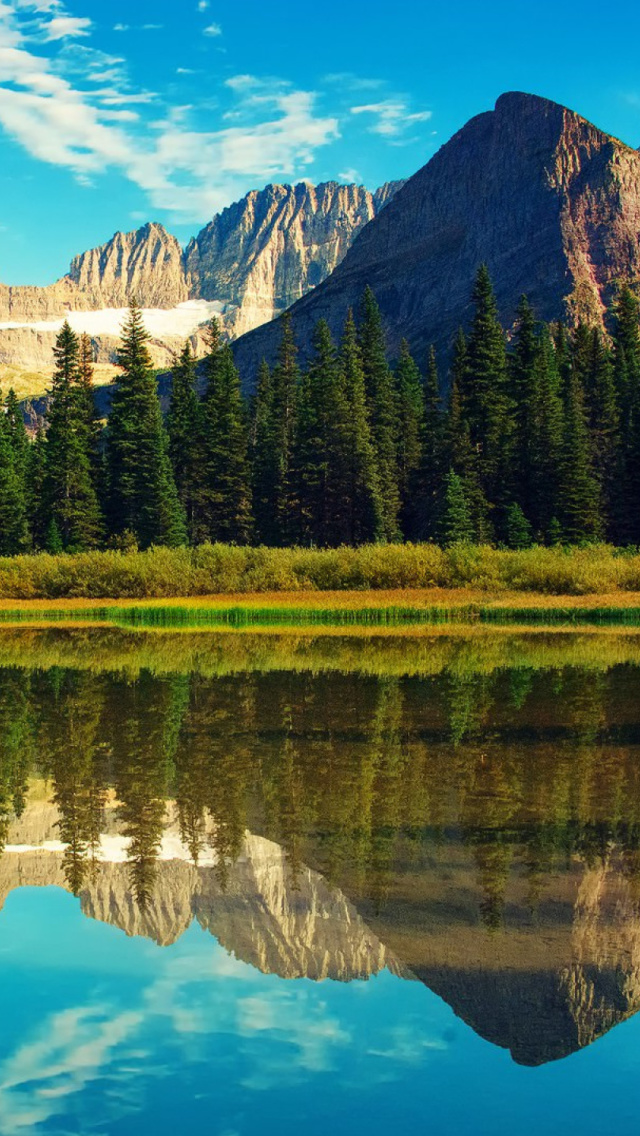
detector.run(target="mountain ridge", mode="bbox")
[231,91,640,379]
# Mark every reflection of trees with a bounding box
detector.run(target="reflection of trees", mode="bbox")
[1,658,640,922]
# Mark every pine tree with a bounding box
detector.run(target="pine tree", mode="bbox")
[199,320,252,543]
[167,341,203,542]
[27,425,48,550]
[438,468,474,546]
[582,328,620,538]
[107,303,186,548]
[463,265,514,528]
[294,319,351,546]
[78,333,105,513]
[358,287,401,540]
[445,328,489,540]
[336,310,383,545]
[527,328,565,540]
[415,345,444,540]
[394,339,425,539]
[558,372,603,543]
[44,320,103,550]
[269,312,300,544]
[0,392,29,555]
[505,502,533,549]
[251,360,280,545]
[612,287,640,542]
[508,296,538,522]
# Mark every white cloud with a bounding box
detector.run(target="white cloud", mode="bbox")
[44,15,91,40]
[197,0,209,8]
[338,168,362,184]
[351,99,431,138]
[203,22,221,36]
[113,23,128,31]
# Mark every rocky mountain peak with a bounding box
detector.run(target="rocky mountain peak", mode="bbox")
[232,91,640,379]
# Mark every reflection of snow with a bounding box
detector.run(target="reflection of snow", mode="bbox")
[4,832,222,865]
[0,300,227,339]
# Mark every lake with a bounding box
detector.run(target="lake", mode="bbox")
[0,624,640,1134]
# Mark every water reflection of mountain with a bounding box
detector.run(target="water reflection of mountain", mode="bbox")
[2,802,400,982]
[2,645,640,1067]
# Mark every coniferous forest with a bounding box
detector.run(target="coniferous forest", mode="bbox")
[1,264,640,556]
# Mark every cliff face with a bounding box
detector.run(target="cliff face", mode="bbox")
[232,92,640,378]
[0,181,401,379]
[184,181,403,336]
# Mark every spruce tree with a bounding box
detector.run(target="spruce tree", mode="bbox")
[612,287,640,542]
[167,341,203,542]
[527,328,565,540]
[505,502,533,549]
[199,320,252,544]
[415,345,444,540]
[445,328,488,540]
[558,372,603,543]
[463,265,514,529]
[358,287,401,540]
[0,393,29,556]
[336,310,383,545]
[78,333,105,513]
[44,320,103,550]
[438,468,474,546]
[251,360,280,545]
[270,312,299,544]
[27,426,48,550]
[394,339,425,539]
[107,303,186,548]
[583,328,619,538]
[294,319,349,546]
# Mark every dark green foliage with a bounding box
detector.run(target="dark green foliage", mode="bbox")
[198,321,252,544]
[251,360,280,545]
[270,312,299,544]
[294,320,347,546]
[395,339,425,537]
[167,341,203,542]
[107,303,186,549]
[462,265,514,520]
[558,372,603,543]
[336,310,383,545]
[44,321,103,551]
[358,287,401,540]
[438,468,474,546]
[415,346,444,539]
[505,503,533,550]
[0,390,29,555]
[27,426,48,550]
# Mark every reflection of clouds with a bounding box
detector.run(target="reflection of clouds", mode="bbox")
[0,1006,144,1133]
[0,935,438,1132]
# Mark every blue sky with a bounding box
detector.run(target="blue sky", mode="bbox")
[2,0,640,284]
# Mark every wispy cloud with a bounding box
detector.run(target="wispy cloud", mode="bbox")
[43,14,91,39]
[203,22,221,36]
[351,99,432,138]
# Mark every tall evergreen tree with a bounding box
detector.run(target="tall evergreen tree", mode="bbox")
[251,359,280,545]
[558,371,603,543]
[199,320,252,543]
[107,303,186,548]
[415,346,444,540]
[394,339,425,538]
[526,328,565,540]
[582,328,619,537]
[44,321,103,550]
[0,390,29,555]
[270,312,299,544]
[27,426,48,551]
[78,332,105,513]
[336,310,383,545]
[358,287,401,540]
[445,328,489,540]
[438,468,474,546]
[612,287,640,542]
[167,341,203,542]
[462,265,514,529]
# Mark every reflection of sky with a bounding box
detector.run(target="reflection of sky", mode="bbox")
[0,889,640,1135]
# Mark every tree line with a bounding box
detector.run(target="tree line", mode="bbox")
[1,264,640,555]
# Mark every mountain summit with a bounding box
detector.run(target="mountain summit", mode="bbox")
[233,92,640,376]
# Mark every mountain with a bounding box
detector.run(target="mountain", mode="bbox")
[232,91,640,379]
[0,180,403,385]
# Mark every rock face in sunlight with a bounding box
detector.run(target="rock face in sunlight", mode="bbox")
[0,804,401,983]
[232,91,640,378]
[0,181,402,383]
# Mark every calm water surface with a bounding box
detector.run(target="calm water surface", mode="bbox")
[0,626,640,1134]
